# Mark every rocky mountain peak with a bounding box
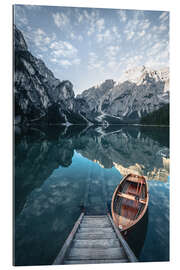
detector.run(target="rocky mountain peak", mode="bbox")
[120,66,169,92]
[77,65,169,124]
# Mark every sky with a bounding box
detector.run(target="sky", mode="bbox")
[14,5,169,95]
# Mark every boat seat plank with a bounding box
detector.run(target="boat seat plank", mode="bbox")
[117,192,146,204]
[126,176,145,184]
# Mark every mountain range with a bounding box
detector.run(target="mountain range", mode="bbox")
[14,25,169,126]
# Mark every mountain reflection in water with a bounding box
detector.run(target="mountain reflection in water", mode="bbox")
[14,125,169,265]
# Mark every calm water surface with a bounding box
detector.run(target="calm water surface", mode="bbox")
[14,125,169,265]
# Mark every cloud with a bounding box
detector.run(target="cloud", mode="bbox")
[78,35,83,41]
[82,9,104,36]
[87,18,105,36]
[124,55,143,70]
[50,41,78,58]
[50,58,58,63]
[52,12,69,28]
[96,18,105,32]
[124,30,135,40]
[112,26,121,40]
[123,11,151,42]
[78,14,84,23]
[72,58,81,65]
[117,10,127,22]
[14,5,28,26]
[49,40,80,69]
[88,52,104,70]
[70,32,76,40]
[35,29,56,50]
[59,59,72,68]
[87,25,95,36]
[106,45,120,59]
[138,30,146,37]
[142,21,151,30]
[152,23,168,34]
[159,24,168,31]
[107,60,120,70]
[97,29,112,43]
[159,12,169,22]
[70,32,83,41]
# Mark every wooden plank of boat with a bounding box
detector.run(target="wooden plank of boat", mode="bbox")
[111,173,149,232]
[117,192,146,204]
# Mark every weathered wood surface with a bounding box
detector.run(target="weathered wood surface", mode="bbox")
[75,232,117,240]
[72,239,120,248]
[53,213,138,265]
[117,192,146,204]
[78,227,114,233]
[64,259,128,264]
[66,247,126,260]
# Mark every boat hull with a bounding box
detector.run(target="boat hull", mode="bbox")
[111,174,149,232]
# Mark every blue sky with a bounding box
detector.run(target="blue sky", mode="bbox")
[14,5,169,95]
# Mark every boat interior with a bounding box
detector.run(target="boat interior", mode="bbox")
[113,174,148,230]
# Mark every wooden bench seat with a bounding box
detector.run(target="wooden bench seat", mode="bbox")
[117,192,146,204]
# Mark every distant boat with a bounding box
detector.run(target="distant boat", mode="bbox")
[111,174,149,232]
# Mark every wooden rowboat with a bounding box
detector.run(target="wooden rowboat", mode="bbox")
[111,173,149,232]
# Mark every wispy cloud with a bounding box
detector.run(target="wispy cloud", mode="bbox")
[88,52,104,70]
[14,5,28,26]
[59,59,72,68]
[124,30,135,40]
[50,41,78,59]
[138,30,146,37]
[117,10,127,22]
[105,45,120,58]
[96,18,105,32]
[52,12,69,28]
[159,12,169,22]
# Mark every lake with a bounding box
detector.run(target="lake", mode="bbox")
[14,124,169,266]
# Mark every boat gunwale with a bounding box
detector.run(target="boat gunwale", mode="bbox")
[111,173,149,232]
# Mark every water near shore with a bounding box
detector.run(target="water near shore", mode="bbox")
[14,125,169,265]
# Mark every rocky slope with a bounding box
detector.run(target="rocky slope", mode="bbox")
[77,66,169,124]
[14,25,88,125]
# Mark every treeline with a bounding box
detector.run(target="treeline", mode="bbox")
[140,104,169,125]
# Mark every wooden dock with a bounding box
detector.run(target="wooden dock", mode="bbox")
[53,212,138,265]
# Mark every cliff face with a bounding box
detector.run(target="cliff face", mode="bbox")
[14,25,87,125]
[77,66,169,124]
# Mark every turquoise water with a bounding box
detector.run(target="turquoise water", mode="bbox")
[14,125,169,265]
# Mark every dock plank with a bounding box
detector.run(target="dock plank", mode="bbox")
[78,227,114,233]
[72,239,120,248]
[75,232,117,240]
[67,247,126,260]
[64,259,128,264]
